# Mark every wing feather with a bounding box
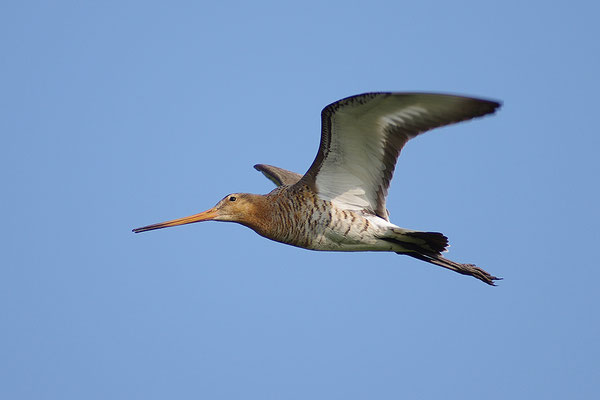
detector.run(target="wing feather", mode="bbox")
[298,92,501,219]
[254,164,303,187]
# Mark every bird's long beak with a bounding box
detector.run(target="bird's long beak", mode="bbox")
[132,207,219,233]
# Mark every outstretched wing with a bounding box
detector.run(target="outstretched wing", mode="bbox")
[298,92,501,220]
[254,164,303,187]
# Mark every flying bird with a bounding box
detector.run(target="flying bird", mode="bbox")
[133,92,501,285]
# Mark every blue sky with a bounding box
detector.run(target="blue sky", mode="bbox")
[2,1,599,399]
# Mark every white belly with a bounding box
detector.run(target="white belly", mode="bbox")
[306,211,398,252]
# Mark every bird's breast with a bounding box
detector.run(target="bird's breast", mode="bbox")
[251,187,390,251]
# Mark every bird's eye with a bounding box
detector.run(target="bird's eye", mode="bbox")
[229,196,237,202]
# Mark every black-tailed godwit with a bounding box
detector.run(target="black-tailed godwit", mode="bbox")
[133,93,501,285]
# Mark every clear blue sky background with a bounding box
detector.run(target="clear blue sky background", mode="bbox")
[2,1,599,399]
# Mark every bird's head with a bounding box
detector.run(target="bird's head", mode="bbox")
[132,193,264,233]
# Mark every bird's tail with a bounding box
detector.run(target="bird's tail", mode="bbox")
[381,230,500,285]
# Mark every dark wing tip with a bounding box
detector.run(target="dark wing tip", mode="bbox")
[466,95,502,116]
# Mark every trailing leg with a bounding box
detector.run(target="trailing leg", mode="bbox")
[380,231,500,285]
[404,252,500,286]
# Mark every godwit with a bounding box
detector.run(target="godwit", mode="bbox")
[134,92,501,285]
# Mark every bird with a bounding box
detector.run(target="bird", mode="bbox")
[133,92,501,285]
